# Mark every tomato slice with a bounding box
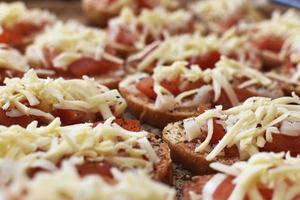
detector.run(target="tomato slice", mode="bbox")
[0,22,43,47]
[253,35,284,53]
[109,25,136,47]
[213,175,235,200]
[189,50,221,69]
[261,134,300,156]
[216,87,257,109]
[0,109,36,127]
[55,109,87,125]
[77,161,113,178]
[114,118,141,131]
[210,120,226,145]
[136,77,157,100]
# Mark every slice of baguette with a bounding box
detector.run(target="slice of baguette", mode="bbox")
[182,175,213,200]
[119,81,197,128]
[162,121,239,175]
[82,0,118,26]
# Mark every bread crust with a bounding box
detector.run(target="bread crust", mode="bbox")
[94,69,125,89]
[119,79,197,128]
[182,175,213,200]
[82,0,118,26]
[163,122,239,175]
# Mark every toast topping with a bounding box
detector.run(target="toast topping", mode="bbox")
[26,21,123,69]
[206,152,300,200]
[127,33,220,71]
[0,44,29,72]
[0,69,127,121]
[0,158,175,200]
[0,117,158,171]
[109,7,193,49]
[0,2,56,29]
[131,57,272,111]
[184,95,300,160]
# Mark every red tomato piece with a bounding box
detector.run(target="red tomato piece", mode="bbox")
[0,109,36,127]
[210,120,226,145]
[261,134,300,156]
[77,161,113,178]
[68,57,120,76]
[189,50,221,69]
[181,78,205,92]
[55,109,87,125]
[136,77,157,100]
[212,175,235,200]
[216,88,257,109]
[114,118,141,131]
[110,25,135,46]
[253,35,284,53]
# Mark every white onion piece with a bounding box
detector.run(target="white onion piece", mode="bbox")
[280,121,300,137]
[202,173,227,200]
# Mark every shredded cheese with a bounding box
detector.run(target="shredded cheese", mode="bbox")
[123,57,275,112]
[0,2,56,28]
[0,69,127,121]
[109,7,195,49]
[127,33,220,71]
[207,152,300,200]
[0,158,175,200]
[183,95,300,161]
[0,44,29,72]
[26,21,123,69]
[0,116,159,171]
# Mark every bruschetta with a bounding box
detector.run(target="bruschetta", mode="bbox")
[0,2,56,50]
[108,7,201,55]
[0,43,29,83]
[25,21,124,88]
[163,95,300,174]
[189,0,263,34]
[0,69,127,127]
[120,57,290,128]
[0,159,175,200]
[0,116,172,184]
[82,0,178,26]
[183,152,300,200]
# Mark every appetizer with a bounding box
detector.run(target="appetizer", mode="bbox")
[0,69,126,126]
[108,7,200,54]
[163,95,300,174]
[0,159,175,200]
[0,43,29,83]
[25,21,124,88]
[189,0,262,34]
[120,57,288,128]
[183,152,300,200]
[126,33,222,72]
[0,2,56,50]
[233,10,300,71]
[0,116,172,183]
[82,0,178,26]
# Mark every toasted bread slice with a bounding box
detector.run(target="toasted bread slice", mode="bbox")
[82,0,117,26]
[182,175,212,200]
[163,122,239,175]
[119,80,197,128]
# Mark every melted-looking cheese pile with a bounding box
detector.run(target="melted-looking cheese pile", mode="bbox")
[109,7,193,49]
[127,33,220,71]
[0,2,56,29]
[184,95,300,160]
[209,152,300,200]
[123,57,273,112]
[26,21,123,69]
[0,69,127,121]
[0,158,175,200]
[0,44,29,72]
[0,117,159,171]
